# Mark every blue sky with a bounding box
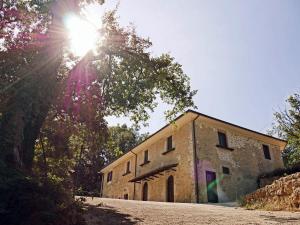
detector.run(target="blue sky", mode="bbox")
[102,0,300,134]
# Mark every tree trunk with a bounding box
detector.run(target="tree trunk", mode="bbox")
[0,1,69,171]
[0,48,62,171]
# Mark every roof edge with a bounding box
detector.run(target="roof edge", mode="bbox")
[101,109,287,172]
[187,109,287,143]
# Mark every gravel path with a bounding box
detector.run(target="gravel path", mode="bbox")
[83,197,300,225]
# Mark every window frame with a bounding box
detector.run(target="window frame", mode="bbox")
[218,132,228,148]
[126,161,131,173]
[263,144,271,160]
[222,166,230,175]
[144,150,149,163]
[216,131,234,151]
[107,171,113,183]
[123,161,131,176]
[162,136,175,155]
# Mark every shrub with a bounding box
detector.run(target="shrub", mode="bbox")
[0,165,86,225]
[258,164,300,179]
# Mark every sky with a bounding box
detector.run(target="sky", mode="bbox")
[99,0,300,135]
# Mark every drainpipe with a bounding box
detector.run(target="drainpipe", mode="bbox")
[130,150,137,200]
[99,172,104,197]
[192,116,200,203]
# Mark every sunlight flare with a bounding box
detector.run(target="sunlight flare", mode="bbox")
[64,14,99,56]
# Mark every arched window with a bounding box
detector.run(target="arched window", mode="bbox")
[167,175,174,202]
[142,182,148,201]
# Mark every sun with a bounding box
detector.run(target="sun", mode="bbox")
[64,14,99,56]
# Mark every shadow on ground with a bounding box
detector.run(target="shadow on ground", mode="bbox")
[260,215,300,223]
[84,203,142,225]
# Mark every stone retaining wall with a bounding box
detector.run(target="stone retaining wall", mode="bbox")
[244,172,300,211]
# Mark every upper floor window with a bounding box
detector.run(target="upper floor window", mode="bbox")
[140,150,150,166]
[163,136,175,155]
[107,171,113,182]
[263,145,271,160]
[167,136,173,151]
[126,161,131,173]
[218,132,228,148]
[144,150,149,163]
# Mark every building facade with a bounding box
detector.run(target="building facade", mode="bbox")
[100,110,286,203]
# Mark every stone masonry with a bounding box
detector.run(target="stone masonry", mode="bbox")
[244,172,300,211]
[100,110,287,203]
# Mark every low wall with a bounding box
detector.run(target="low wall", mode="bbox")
[244,172,300,211]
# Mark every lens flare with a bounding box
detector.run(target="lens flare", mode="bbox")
[64,14,98,56]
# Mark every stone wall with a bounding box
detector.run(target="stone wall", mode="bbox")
[244,172,300,211]
[101,111,286,203]
[102,121,196,203]
[194,117,284,203]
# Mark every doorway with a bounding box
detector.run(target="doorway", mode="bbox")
[205,171,218,203]
[167,175,174,202]
[142,182,148,201]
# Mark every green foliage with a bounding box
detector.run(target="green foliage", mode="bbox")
[0,165,86,225]
[272,93,300,167]
[258,165,300,180]
[106,124,148,162]
[95,11,197,123]
[1,2,196,169]
[33,115,146,194]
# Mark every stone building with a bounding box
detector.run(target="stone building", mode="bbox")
[100,110,286,203]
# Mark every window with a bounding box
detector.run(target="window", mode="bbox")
[140,150,150,166]
[124,194,129,200]
[167,136,173,151]
[162,136,175,155]
[144,150,149,163]
[218,132,228,148]
[263,145,271,160]
[126,161,130,173]
[107,171,113,182]
[222,166,230,175]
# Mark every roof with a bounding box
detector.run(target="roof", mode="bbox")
[129,163,178,183]
[188,109,286,143]
[101,110,287,172]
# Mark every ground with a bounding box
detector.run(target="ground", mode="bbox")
[83,197,300,225]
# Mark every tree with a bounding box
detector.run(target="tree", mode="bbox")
[272,93,300,167]
[1,1,196,172]
[33,117,146,194]
[106,124,148,162]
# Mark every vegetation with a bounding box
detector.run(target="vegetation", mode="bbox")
[258,165,300,179]
[0,0,196,171]
[0,1,195,224]
[0,163,86,225]
[272,93,300,167]
[34,121,147,196]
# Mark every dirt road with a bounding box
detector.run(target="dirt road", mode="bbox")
[83,197,300,225]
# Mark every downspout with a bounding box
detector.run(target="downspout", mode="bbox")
[99,172,104,197]
[192,116,200,203]
[130,150,137,200]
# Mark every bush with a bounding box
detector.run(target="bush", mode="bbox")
[75,187,100,197]
[0,165,86,225]
[258,164,300,179]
